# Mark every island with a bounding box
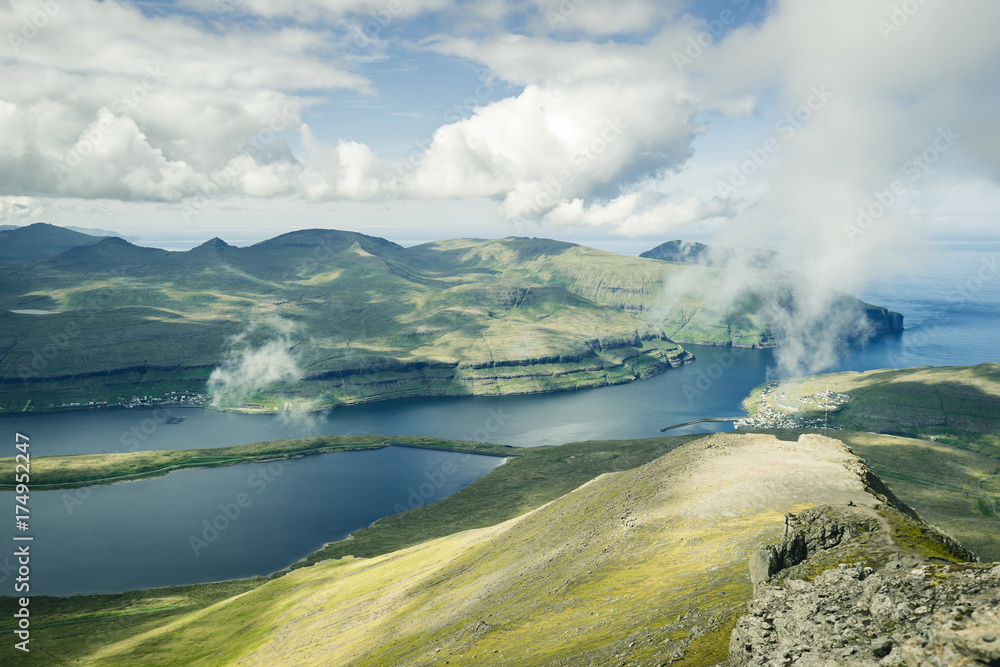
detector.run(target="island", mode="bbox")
[0,224,902,413]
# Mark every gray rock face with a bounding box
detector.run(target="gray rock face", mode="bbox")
[730,506,999,666]
[748,507,879,593]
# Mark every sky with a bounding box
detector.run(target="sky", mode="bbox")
[2,0,999,268]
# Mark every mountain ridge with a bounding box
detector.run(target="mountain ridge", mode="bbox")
[0,228,902,413]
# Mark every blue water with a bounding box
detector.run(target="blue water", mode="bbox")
[842,242,1000,369]
[1,241,997,595]
[0,446,504,596]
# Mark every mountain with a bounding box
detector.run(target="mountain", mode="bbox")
[640,239,779,268]
[0,222,110,262]
[54,431,980,665]
[0,229,902,413]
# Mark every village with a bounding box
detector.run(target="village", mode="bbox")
[52,390,209,411]
[735,381,850,431]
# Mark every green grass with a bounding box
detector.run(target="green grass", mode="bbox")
[292,434,705,568]
[0,435,520,490]
[0,428,981,665]
[748,364,1000,457]
[743,365,1000,560]
[750,428,1000,562]
[0,233,897,413]
[0,434,702,665]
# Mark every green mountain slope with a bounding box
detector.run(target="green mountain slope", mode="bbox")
[0,230,902,412]
[62,432,967,666]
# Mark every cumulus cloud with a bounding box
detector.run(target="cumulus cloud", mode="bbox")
[3,0,999,250]
[0,0,364,202]
[632,0,1000,376]
[693,0,1000,282]
[299,126,383,201]
[403,33,718,221]
[543,192,730,237]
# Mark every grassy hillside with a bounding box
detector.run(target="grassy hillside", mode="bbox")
[743,363,1000,456]
[0,431,968,666]
[742,364,1000,560]
[0,229,900,413]
[0,222,105,261]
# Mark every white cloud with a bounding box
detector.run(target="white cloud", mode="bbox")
[689,0,1000,277]
[544,193,730,237]
[401,33,715,223]
[2,0,999,245]
[299,126,383,201]
[526,0,680,36]
[0,0,366,201]
[0,196,45,225]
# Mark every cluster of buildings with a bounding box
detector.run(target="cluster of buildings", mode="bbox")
[53,391,210,410]
[734,381,848,431]
[122,391,209,408]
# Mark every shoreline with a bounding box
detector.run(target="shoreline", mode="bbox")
[0,437,523,491]
[0,351,697,417]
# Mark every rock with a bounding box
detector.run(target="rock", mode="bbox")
[728,504,997,666]
[870,636,892,658]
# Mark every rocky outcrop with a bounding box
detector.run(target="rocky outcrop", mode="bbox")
[748,507,883,593]
[640,240,779,268]
[730,505,994,667]
[863,305,905,337]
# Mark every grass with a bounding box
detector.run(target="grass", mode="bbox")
[0,435,520,490]
[0,232,897,413]
[742,365,1000,561]
[747,363,1000,457]
[23,436,952,667]
[750,428,1000,562]
[0,434,701,665]
[1,429,960,666]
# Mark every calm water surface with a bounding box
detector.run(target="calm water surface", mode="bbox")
[0,446,504,595]
[1,241,997,595]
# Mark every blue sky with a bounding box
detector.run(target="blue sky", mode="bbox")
[1,0,998,275]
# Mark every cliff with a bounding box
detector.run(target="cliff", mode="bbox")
[731,506,997,666]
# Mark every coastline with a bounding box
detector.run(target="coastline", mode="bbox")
[0,436,522,491]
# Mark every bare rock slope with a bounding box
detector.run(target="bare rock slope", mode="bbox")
[730,504,997,666]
